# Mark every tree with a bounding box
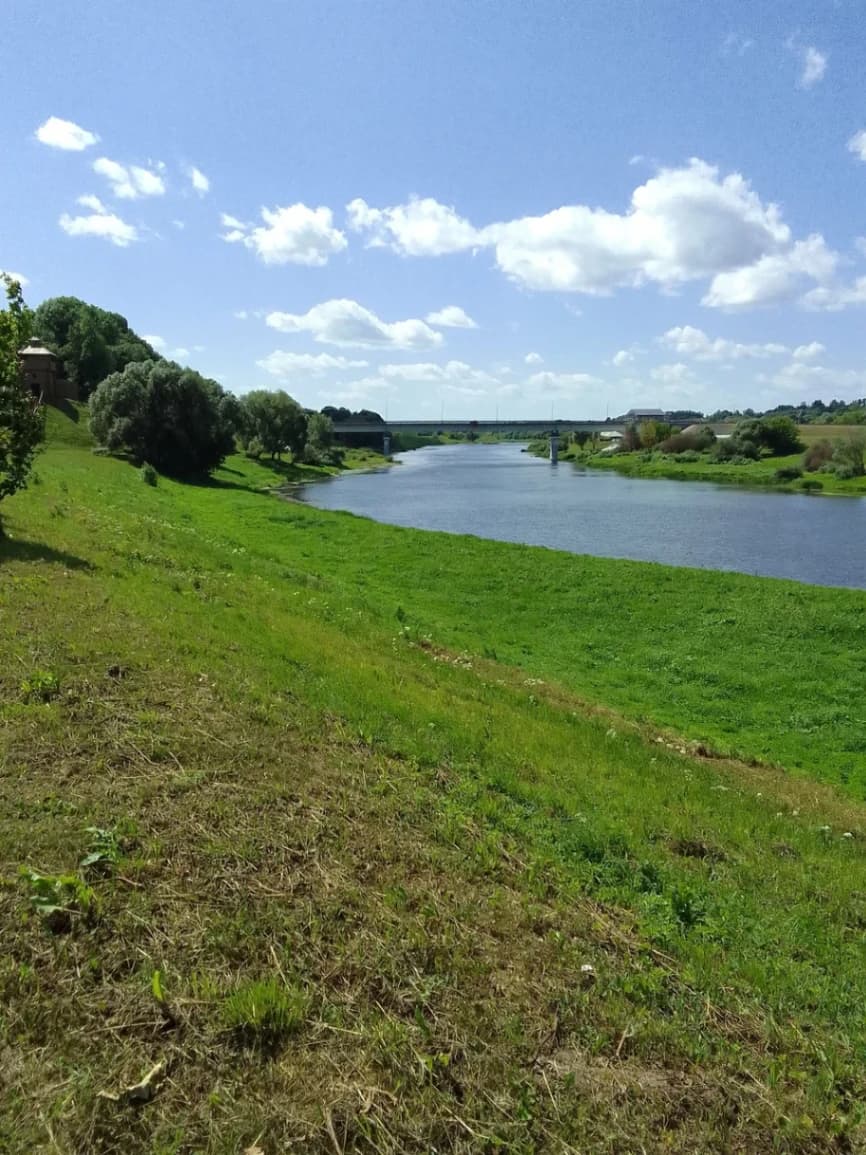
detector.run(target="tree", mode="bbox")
[0,276,45,536]
[301,411,338,465]
[639,420,673,448]
[241,390,307,460]
[732,417,802,457]
[306,411,333,453]
[619,423,641,451]
[33,296,161,397]
[89,360,237,476]
[761,416,803,456]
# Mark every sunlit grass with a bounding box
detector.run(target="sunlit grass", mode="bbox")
[2,405,866,1150]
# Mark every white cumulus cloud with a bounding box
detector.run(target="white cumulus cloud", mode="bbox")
[346,195,482,256]
[265,299,442,350]
[847,130,866,162]
[258,351,369,378]
[379,361,498,392]
[425,305,477,328]
[188,166,210,195]
[799,46,827,89]
[612,350,634,367]
[702,235,837,308]
[792,341,825,360]
[59,198,138,247]
[94,157,166,199]
[650,363,693,384]
[526,370,599,392]
[772,361,866,392]
[142,335,193,359]
[488,160,794,295]
[222,204,346,266]
[661,325,788,360]
[349,159,838,309]
[1,269,29,287]
[524,352,544,365]
[35,116,98,151]
[801,277,866,311]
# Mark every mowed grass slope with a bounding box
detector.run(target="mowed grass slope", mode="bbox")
[3,407,866,1151]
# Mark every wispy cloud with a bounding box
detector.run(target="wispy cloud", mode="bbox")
[59,195,138,246]
[798,45,827,89]
[94,157,166,199]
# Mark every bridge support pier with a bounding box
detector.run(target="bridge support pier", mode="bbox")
[550,434,559,464]
[382,433,391,456]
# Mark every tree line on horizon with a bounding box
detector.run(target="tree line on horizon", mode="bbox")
[0,287,370,518]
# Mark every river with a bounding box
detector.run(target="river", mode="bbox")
[294,442,866,589]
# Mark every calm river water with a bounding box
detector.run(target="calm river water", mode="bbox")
[294,442,866,589]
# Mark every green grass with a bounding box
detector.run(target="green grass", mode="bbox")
[3,405,866,1150]
[222,977,309,1048]
[579,448,866,495]
[545,425,866,496]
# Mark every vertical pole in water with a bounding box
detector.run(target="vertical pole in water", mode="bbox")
[550,433,559,464]
[383,433,391,456]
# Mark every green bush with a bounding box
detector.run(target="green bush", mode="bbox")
[732,416,802,457]
[761,416,804,456]
[832,434,866,478]
[140,463,158,487]
[658,428,716,453]
[799,478,823,492]
[773,465,803,482]
[803,440,834,472]
[712,438,758,462]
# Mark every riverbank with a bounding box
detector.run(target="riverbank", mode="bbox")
[4,406,866,1150]
[529,434,866,496]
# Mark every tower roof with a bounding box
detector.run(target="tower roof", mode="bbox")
[18,337,55,357]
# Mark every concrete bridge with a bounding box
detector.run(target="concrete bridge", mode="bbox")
[331,416,695,457]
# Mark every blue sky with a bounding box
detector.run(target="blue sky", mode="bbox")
[2,0,865,418]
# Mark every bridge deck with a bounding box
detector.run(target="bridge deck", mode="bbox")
[331,418,694,435]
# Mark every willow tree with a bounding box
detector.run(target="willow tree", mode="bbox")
[0,276,44,537]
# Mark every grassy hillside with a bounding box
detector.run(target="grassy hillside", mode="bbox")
[3,407,866,1151]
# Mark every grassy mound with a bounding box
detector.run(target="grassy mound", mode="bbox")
[2,407,866,1151]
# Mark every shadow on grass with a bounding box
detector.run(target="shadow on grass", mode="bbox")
[0,536,93,570]
[183,473,256,493]
[184,457,327,493]
[51,399,80,423]
[250,457,324,482]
